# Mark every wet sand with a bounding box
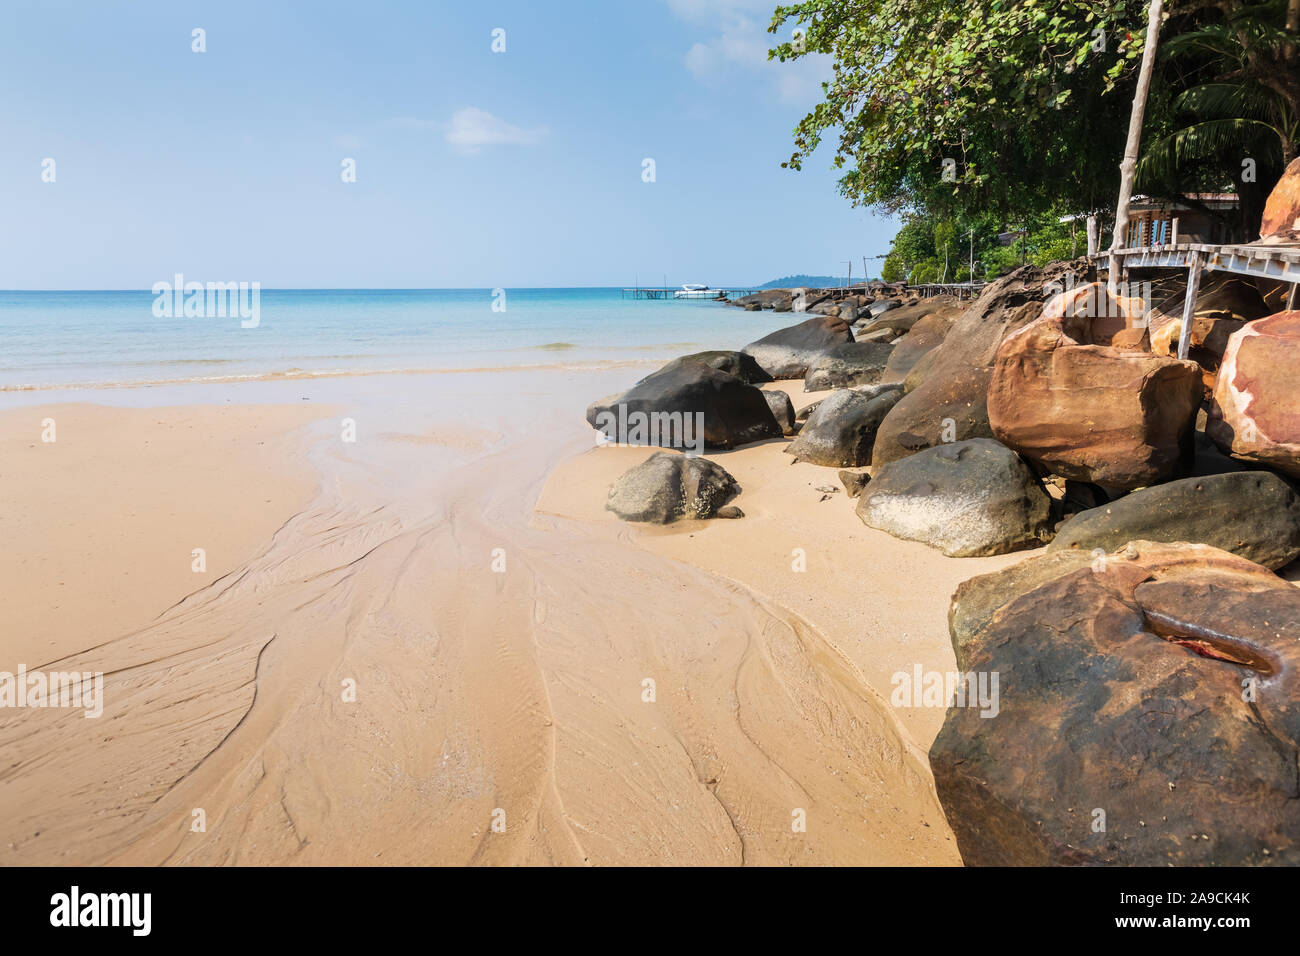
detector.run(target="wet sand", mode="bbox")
[0,371,977,865]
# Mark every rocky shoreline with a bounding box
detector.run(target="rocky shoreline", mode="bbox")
[580,170,1300,866]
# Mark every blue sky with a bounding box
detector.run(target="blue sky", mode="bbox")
[0,0,897,289]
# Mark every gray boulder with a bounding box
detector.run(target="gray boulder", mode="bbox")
[742,315,854,379]
[644,350,772,385]
[795,381,900,423]
[606,452,740,523]
[785,385,903,467]
[857,438,1054,556]
[762,389,798,436]
[803,341,895,391]
[587,360,782,450]
[1048,471,1300,570]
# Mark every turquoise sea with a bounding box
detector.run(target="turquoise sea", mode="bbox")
[0,288,767,391]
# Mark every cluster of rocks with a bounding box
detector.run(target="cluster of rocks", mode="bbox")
[585,287,959,523]
[583,165,1300,863]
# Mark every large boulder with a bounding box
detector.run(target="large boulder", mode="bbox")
[881,309,959,384]
[1207,310,1300,476]
[948,550,1096,660]
[587,360,782,450]
[865,298,901,319]
[792,288,831,313]
[762,389,797,436]
[901,346,942,394]
[1048,471,1300,570]
[803,341,895,390]
[857,295,957,335]
[606,452,741,523]
[933,540,1300,865]
[645,350,772,385]
[784,385,903,467]
[872,264,1088,467]
[732,289,793,310]
[987,281,1203,490]
[742,315,854,379]
[856,438,1053,557]
[1260,155,1300,241]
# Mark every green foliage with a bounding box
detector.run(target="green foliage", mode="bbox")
[909,259,942,284]
[768,0,1148,221]
[878,208,1084,282]
[771,1,1300,273]
[880,254,905,282]
[1136,2,1300,239]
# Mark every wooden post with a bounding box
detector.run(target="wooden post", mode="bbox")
[1287,281,1299,311]
[1178,251,1204,361]
[1109,0,1165,295]
[1086,215,1099,257]
[1171,217,1180,246]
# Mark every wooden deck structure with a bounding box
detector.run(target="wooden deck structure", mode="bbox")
[1096,241,1300,359]
[911,281,988,301]
[621,287,758,300]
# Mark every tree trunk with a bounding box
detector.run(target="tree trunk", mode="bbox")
[1109,0,1165,293]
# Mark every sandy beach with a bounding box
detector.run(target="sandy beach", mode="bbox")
[0,369,982,865]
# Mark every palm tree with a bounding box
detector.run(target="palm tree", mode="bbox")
[1137,0,1300,238]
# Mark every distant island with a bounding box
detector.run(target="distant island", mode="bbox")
[756,274,867,289]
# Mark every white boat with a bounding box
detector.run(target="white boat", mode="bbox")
[673,284,719,299]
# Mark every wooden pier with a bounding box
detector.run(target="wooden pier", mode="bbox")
[621,287,758,300]
[911,281,987,301]
[1095,240,1300,358]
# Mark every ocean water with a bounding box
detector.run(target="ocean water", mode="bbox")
[0,288,769,391]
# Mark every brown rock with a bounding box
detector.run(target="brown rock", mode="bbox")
[987,281,1202,489]
[901,346,941,394]
[838,469,870,498]
[880,309,959,384]
[872,263,1088,467]
[933,540,1300,866]
[1207,310,1300,475]
[1260,155,1300,241]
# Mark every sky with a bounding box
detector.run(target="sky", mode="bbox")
[0,0,898,289]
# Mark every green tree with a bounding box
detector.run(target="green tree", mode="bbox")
[768,0,1148,222]
[1138,0,1300,238]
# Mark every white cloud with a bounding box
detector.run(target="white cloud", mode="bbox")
[666,0,829,104]
[383,110,547,153]
[444,107,546,153]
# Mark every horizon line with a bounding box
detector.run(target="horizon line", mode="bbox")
[0,284,794,293]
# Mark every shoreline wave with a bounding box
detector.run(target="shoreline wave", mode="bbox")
[0,359,664,392]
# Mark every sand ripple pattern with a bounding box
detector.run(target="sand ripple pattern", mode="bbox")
[0,424,950,865]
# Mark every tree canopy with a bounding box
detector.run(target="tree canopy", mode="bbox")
[769,0,1148,223]
[770,0,1300,272]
